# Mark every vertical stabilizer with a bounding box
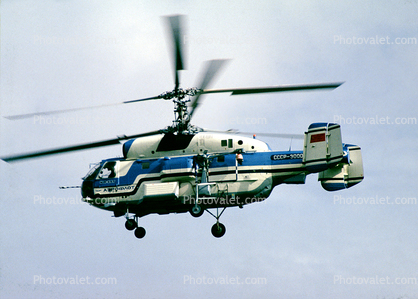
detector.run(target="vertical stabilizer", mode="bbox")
[303,123,344,172]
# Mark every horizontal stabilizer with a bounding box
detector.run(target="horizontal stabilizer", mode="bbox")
[318,144,364,191]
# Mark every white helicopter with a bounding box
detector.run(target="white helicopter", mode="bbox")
[1,15,363,239]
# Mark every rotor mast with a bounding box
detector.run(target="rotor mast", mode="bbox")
[172,94,190,133]
[157,87,201,133]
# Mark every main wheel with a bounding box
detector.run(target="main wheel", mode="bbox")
[211,223,226,238]
[189,205,204,218]
[125,219,137,231]
[134,227,146,239]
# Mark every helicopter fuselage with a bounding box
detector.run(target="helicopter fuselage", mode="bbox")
[81,124,364,219]
[81,149,305,217]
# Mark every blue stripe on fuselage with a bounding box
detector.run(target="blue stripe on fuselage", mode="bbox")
[94,150,305,186]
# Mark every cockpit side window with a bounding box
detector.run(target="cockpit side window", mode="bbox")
[97,161,118,179]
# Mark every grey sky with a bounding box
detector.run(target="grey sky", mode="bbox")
[1,1,417,298]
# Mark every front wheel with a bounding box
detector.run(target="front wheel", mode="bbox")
[134,227,146,239]
[125,219,137,231]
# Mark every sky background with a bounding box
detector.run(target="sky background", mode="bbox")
[1,1,417,298]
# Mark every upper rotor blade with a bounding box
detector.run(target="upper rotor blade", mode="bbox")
[188,59,229,120]
[1,130,163,162]
[202,82,344,95]
[165,15,186,91]
[4,95,161,120]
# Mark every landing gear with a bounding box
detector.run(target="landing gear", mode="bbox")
[211,222,226,238]
[206,207,227,238]
[125,219,137,231]
[134,226,146,239]
[125,218,146,239]
[125,210,146,239]
[189,204,204,217]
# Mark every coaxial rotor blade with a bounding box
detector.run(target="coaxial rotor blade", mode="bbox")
[201,82,344,95]
[1,130,163,162]
[188,59,229,121]
[4,95,162,120]
[165,15,186,91]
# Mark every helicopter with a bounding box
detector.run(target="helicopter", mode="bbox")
[1,15,364,239]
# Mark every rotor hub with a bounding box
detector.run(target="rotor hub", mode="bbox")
[158,87,202,100]
[157,87,203,134]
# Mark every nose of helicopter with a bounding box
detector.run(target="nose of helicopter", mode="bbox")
[81,180,94,199]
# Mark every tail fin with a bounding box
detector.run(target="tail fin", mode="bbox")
[318,144,364,191]
[303,123,344,172]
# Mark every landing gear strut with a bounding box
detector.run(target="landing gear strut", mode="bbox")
[125,211,146,239]
[192,153,227,237]
[206,207,227,238]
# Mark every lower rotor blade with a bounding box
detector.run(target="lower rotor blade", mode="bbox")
[122,95,162,104]
[202,82,344,95]
[1,130,163,162]
[4,96,161,120]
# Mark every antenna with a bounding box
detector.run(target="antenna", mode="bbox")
[288,137,293,151]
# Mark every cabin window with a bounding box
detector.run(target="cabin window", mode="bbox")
[228,139,233,148]
[98,161,118,179]
[238,140,243,145]
[142,162,150,169]
[221,140,227,147]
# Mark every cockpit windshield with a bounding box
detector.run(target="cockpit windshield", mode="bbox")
[82,162,102,180]
[82,160,133,181]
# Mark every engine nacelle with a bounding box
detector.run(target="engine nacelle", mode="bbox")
[318,144,364,191]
